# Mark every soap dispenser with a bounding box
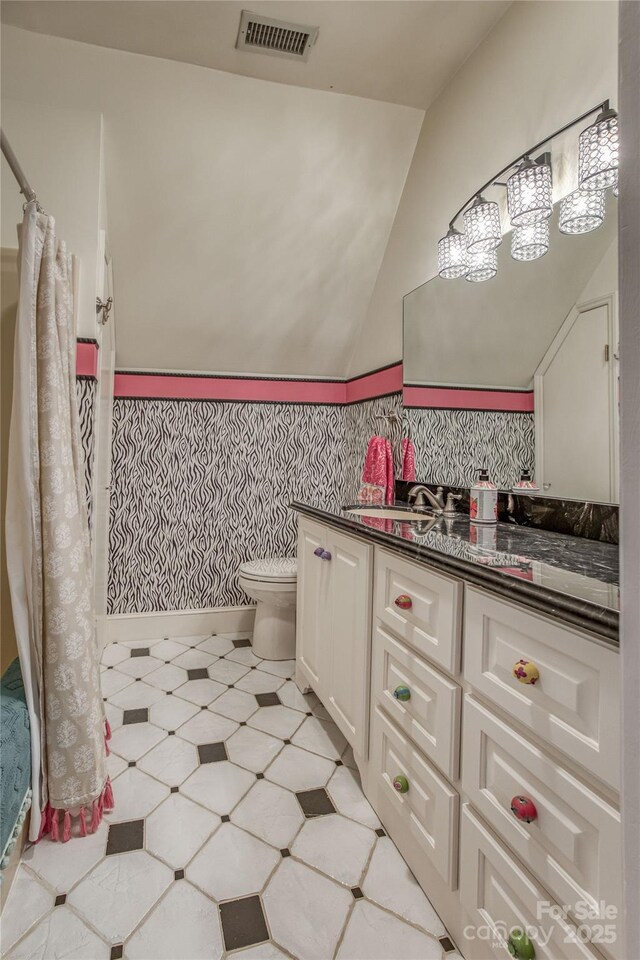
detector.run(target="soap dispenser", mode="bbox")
[470,466,498,525]
[512,468,540,493]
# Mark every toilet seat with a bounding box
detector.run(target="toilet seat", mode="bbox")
[239,558,297,583]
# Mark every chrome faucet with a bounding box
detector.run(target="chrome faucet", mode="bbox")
[407,484,446,514]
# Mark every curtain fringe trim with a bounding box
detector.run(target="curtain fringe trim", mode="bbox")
[36,721,115,843]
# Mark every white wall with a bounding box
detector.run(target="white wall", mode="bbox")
[1,97,104,340]
[348,0,619,376]
[1,26,423,377]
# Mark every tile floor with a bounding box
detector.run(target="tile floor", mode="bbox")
[1,632,462,960]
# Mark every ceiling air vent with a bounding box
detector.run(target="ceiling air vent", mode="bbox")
[236,10,319,62]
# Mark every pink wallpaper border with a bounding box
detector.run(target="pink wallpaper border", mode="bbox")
[76,340,99,379]
[403,385,534,412]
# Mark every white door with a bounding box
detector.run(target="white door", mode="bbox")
[92,249,115,631]
[296,520,330,694]
[327,530,373,758]
[535,297,617,502]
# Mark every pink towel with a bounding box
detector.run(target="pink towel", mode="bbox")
[401,438,416,482]
[361,436,394,505]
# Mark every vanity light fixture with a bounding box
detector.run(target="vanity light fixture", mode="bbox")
[465,249,497,283]
[463,195,502,253]
[506,155,553,227]
[437,100,618,281]
[559,188,605,234]
[511,220,549,261]
[437,227,468,279]
[578,106,619,192]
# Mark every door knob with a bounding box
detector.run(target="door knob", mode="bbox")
[508,928,535,959]
[393,685,411,702]
[313,547,324,557]
[320,550,332,561]
[512,659,540,685]
[394,595,412,610]
[392,775,409,794]
[510,796,538,823]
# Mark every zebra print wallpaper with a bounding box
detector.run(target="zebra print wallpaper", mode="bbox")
[76,377,97,530]
[107,393,405,614]
[403,407,535,490]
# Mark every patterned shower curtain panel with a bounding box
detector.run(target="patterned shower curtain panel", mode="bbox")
[6,201,113,842]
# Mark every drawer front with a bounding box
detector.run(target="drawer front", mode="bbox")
[372,623,461,779]
[370,705,459,889]
[462,696,622,927]
[463,588,620,789]
[375,549,462,675]
[460,805,603,960]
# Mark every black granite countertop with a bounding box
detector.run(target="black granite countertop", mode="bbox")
[292,501,619,645]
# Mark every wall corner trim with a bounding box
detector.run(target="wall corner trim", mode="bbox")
[97,605,256,648]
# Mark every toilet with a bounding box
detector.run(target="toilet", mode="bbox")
[238,558,297,660]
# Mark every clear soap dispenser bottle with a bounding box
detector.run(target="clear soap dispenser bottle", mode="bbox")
[470,466,498,525]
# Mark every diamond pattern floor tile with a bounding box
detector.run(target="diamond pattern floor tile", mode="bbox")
[117,655,164,679]
[291,715,348,760]
[263,858,352,960]
[175,678,226,706]
[148,695,200,731]
[276,681,319,714]
[145,663,190,692]
[109,681,165,710]
[174,634,212,648]
[22,822,107,893]
[225,647,262,667]
[327,766,381,829]
[0,866,54,954]
[126,881,224,960]
[209,688,259,723]
[226,726,283,773]
[172,648,218,670]
[207,658,252,685]
[232,780,303,848]
[248,705,305,740]
[292,814,376,886]
[6,905,110,960]
[68,851,173,944]
[101,669,135,698]
[106,767,169,821]
[138,734,199,785]
[336,899,443,960]
[256,660,296,679]
[197,636,235,657]
[101,644,131,668]
[181,761,255,815]
[265,744,335,792]
[235,671,286,695]
[150,638,189,661]
[146,794,220,869]
[187,823,279,901]
[362,837,447,936]
[109,721,165,761]
[178,710,238,745]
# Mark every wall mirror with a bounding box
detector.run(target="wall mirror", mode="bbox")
[402,198,618,503]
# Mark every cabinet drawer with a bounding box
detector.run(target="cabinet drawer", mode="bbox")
[375,549,462,675]
[370,705,459,889]
[460,805,603,960]
[463,588,619,789]
[462,696,621,929]
[372,624,461,779]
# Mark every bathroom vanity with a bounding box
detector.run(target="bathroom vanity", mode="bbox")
[293,503,621,960]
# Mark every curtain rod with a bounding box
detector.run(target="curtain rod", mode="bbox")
[1,129,37,204]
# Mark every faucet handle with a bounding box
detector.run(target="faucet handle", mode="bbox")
[444,492,462,515]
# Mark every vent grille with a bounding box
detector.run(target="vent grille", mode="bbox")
[236,10,318,62]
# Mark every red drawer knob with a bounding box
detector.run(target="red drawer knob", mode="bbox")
[394,595,412,610]
[511,795,538,823]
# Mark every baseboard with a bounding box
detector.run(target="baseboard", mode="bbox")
[97,605,256,647]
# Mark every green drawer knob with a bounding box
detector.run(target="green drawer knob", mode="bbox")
[392,775,409,794]
[508,928,536,959]
[393,685,411,702]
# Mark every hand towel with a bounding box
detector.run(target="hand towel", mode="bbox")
[360,435,394,505]
[401,438,416,482]
[384,438,394,504]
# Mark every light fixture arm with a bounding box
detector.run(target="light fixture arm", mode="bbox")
[447,100,611,231]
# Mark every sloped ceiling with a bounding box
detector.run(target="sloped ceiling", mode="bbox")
[0,3,509,377]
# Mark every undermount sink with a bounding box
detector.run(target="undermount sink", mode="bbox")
[345,506,435,521]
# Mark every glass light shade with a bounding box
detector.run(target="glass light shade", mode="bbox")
[511,221,549,261]
[578,109,619,192]
[465,249,497,283]
[438,228,468,279]
[612,171,619,198]
[507,157,553,227]
[559,188,605,234]
[463,196,502,253]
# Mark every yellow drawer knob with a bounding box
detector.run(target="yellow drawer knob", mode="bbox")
[513,659,540,685]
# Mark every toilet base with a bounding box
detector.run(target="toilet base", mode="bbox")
[252,600,296,660]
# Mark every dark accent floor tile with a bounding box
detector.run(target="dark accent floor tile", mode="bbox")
[255,692,280,708]
[54,894,66,906]
[351,887,364,900]
[296,788,336,818]
[228,684,235,689]
[335,759,343,766]
[256,772,264,780]
[219,895,269,951]
[174,869,185,880]
[165,661,172,664]
[106,819,144,856]
[439,936,456,953]
[232,639,252,649]
[110,947,124,960]
[168,730,176,735]
[305,712,313,716]
[128,761,136,768]
[198,742,228,764]
[283,739,291,745]
[239,721,247,727]
[170,786,179,794]
[188,668,209,681]
[166,691,173,695]
[107,666,114,670]
[221,815,231,823]
[280,848,290,858]
[123,707,149,725]
[200,705,208,710]
[375,828,386,837]
[135,677,142,682]
[131,647,150,658]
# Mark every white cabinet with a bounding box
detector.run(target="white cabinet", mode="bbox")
[296,517,373,758]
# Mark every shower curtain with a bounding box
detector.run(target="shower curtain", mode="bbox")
[6,201,113,842]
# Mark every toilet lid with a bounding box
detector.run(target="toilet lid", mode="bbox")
[240,558,298,582]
